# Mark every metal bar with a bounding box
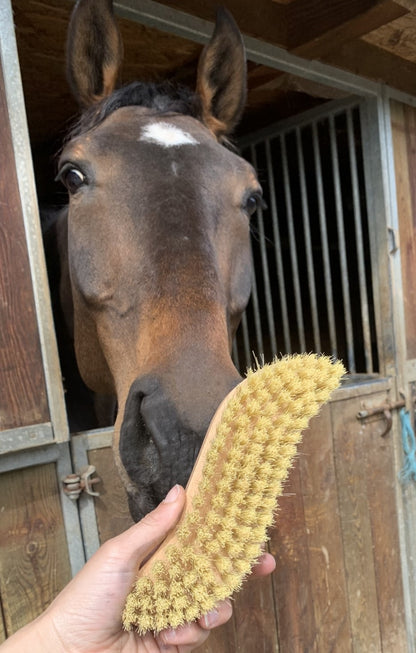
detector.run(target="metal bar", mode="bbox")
[311,120,338,358]
[329,114,355,371]
[71,427,114,451]
[359,99,393,377]
[239,97,362,150]
[280,133,306,352]
[240,310,252,370]
[357,400,405,420]
[296,127,321,352]
[71,434,101,559]
[232,337,240,372]
[0,443,59,473]
[0,423,54,455]
[346,108,373,373]
[0,0,69,443]
[250,145,277,356]
[55,443,87,576]
[265,139,292,353]
[249,254,264,357]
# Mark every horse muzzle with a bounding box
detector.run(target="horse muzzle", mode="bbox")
[119,374,209,521]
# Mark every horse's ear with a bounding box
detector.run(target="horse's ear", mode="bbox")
[196,8,246,139]
[66,0,123,107]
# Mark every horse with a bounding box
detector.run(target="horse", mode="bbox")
[53,0,262,521]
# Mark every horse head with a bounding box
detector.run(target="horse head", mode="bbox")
[59,0,262,520]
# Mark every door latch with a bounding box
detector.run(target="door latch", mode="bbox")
[356,399,406,437]
[62,465,101,500]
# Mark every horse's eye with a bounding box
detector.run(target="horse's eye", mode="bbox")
[57,166,86,194]
[244,193,264,217]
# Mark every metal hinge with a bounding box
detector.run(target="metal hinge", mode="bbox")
[356,399,406,437]
[62,465,101,500]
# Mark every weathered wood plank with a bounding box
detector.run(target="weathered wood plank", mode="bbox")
[299,406,352,652]
[361,407,408,651]
[234,575,279,652]
[332,393,383,652]
[197,613,237,653]
[88,448,134,543]
[391,101,416,359]
[363,10,416,63]
[0,54,49,431]
[270,456,317,651]
[0,464,71,635]
[327,38,416,95]
[293,0,408,59]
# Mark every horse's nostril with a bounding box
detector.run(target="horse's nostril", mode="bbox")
[120,375,204,508]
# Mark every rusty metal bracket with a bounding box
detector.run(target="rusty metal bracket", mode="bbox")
[356,400,406,437]
[62,465,101,500]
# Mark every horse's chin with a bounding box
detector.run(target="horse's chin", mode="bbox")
[119,375,205,521]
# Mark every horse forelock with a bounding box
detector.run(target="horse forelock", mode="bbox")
[66,80,202,141]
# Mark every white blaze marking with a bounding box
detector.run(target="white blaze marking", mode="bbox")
[141,122,198,147]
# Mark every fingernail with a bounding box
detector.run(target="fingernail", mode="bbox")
[160,628,177,644]
[163,485,180,504]
[203,608,219,628]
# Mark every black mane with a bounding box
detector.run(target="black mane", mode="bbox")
[68,80,202,140]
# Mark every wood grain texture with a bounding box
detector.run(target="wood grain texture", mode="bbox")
[0,464,71,635]
[285,0,397,49]
[234,576,279,652]
[326,38,416,95]
[332,392,384,652]
[364,8,416,62]
[0,55,49,430]
[360,405,408,650]
[299,407,352,652]
[270,457,317,651]
[293,0,407,59]
[391,101,416,359]
[88,448,134,543]
[270,403,352,652]
[197,612,237,653]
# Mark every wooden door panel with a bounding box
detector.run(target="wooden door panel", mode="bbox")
[0,463,72,636]
[331,381,406,651]
[0,59,49,431]
[271,404,351,653]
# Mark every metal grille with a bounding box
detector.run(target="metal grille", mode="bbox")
[233,101,378,375]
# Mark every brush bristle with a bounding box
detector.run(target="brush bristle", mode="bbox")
[123,354,345,634]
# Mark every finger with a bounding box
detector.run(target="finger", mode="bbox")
[198,598,233,630]
[157,622,210,651]
[157,597,233,649]
[104,484,186,570]
[251,552,276,576]
[64,484,186,605]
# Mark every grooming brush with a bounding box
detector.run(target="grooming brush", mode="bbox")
[123,353,345,634]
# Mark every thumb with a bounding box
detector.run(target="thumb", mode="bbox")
[44,486,187,636]
[107,484,186,571]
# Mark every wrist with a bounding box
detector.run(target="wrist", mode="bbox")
[0,612,66,653]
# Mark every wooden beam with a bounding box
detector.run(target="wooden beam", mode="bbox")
[326,38,416,95]
[150,0,289,47]
[291,0,409,59]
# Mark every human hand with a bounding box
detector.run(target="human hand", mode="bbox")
[1,485,275,653]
